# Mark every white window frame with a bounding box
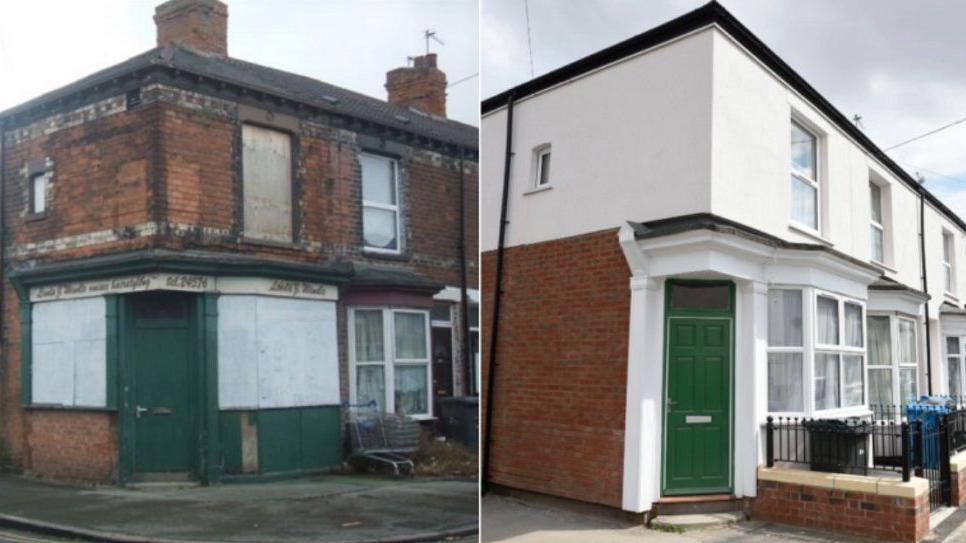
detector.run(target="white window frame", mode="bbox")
[944,231,955,295]
[348,307,432,419]
[946,335,966,400]
[431,302,458,394]
[869,182,884,264]
[361,153,402,255]
[766,286,868,418]
[790,119,821,236]
[766,288,806,417]
[31,172,47,214]
[867,313,919,408]
[530,144,552,190]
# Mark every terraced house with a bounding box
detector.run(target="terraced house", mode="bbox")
[0,0,478,485]
[482,2,963,541]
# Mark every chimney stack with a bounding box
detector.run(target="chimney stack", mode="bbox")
[155,0,228,56]
[386,53,447,117]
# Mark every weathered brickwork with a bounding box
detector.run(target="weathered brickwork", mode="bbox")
[481,228,629,508]
[752,479,930,542]
[1,76,477,480]
[952,465,966,506]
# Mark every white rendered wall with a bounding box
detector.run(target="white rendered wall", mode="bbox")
[481,28,716,252]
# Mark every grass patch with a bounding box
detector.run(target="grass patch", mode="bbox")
[412,433,478,478]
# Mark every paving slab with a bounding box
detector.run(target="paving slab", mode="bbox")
[0,474,478,543]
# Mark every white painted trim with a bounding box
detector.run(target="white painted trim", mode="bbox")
[433,286,480,304]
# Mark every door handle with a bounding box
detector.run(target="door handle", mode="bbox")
[135,405,148,419]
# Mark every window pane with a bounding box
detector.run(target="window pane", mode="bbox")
[871,225,883,262]
[898,320,916,363]
[944,234,952,263]
[790,122,816,179]
[946,265,953,292]
[768,289,803,347]
[430,303,451,322]
[363,207,398,250]
[394,312,427,359]
[354,310,384,362]
[32,174,45,214]
[950,358,963,398]
[538,152,551,186]
[360,154,396,205]
[791,176,817,229]
[844,303,863,347]
[900,368,917,405]
[356,365,385,411]
[870,183,882,223]
[949,337,961,355]
[869,368,893,407]
[843,355,864,407]
[668,283,730,311]
[394,365,427,415]
[815,353,840,410]
[768,352,803,412]
[868,316,892,366]
[468,304,479,328]
[816,296,839,345]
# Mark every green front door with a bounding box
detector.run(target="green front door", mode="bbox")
[130,292,195,476]
[663,282,734,495]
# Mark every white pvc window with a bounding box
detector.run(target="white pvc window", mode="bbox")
[814,294,865,411]
[535,146,551,187]
[947,336,966,400]
[361,153,401,253]
[944,232,955,293]
[869,315,919,409]
[32,297,106,407]
[767,289,804,412]
[870,182,884,263]
[350,307,431,417]
[790,121,819,231]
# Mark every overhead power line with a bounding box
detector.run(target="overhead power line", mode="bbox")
[885,115,966,151]
[448,73,478,88]
[524,0,535,78]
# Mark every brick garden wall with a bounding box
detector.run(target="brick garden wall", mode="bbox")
[481,228,630,508]
[752,477,930,542]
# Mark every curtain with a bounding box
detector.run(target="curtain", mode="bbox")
[815,353,840,410]
[844,303,863,348]
[363,207,398,249]
[791,176,817,229]
[868,316,891,366]
[871,225,884,262]
[357,365,385,411]
[768,352,803,412]
[394,365,427,415]
[842,355,864,407]
[900,368,918,404]
[816,297,839,345]
[354,310,384,362]
[768,290,803,347]
[898,320,916,363]
[869,368,893,408]
[949,358,963,398]
[394,312,427,359]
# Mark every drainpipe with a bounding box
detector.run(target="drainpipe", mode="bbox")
[482,93,514,495]
[920,186,933,395]
[457,148,471,396]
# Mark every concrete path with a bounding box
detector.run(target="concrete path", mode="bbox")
[481,495,881,543]
[0,474,478,542]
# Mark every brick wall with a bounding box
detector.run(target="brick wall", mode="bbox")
[752,478,930,542]
[481,228,630,508]
[24,411,117,483]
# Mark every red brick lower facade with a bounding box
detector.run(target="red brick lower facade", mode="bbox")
[752,478,929,542]
[952,463,966,506]
[482,228,630,508]
[24,410,117,483]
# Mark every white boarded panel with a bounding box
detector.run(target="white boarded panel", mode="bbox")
[31,297,106,407]
[217,296,259,409]
[242,124,292,242]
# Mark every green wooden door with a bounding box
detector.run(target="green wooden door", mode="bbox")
[664,317,732,494]
[131,293,195,475]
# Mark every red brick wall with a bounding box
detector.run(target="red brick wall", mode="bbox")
[481,228,630,508]
[752,479,930,542]
[24,411,117,483]
[953,468,966,506]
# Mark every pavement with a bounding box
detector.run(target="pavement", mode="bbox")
[0,473,478,543]
[481,494,916,543]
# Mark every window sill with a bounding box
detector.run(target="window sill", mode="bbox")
[811,407,872,419]
[523,185,553,196]
[23,403,116,412]
[25,211,48,222]
[788,222,833,246]
[241,236,298,250]
[946,292,960,304]
[362,247,409,261]
[408,414,437,422]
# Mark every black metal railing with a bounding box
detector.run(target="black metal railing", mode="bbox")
[947,408,966,454]
[765,417,885,478]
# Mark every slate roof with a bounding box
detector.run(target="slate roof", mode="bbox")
[0,44,478,150]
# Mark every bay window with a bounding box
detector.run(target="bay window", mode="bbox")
[350,307,431,417]
[790,121,819,231]
[766,287,866,415]
[868,314,919,412]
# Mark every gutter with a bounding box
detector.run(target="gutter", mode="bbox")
[457,148,472,396]
[920,186,933,395]
[482,93,514,494]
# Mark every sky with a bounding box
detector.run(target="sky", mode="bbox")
[482,0,966,217]
[0,0,480,126]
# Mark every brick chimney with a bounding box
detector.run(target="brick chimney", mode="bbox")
[154,0,228,56]
[386,54,447,117]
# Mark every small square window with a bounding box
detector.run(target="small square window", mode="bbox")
[31,173,46,214]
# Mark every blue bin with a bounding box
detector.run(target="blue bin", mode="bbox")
[906,396,954,469]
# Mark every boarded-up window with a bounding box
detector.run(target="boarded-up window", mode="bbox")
[242,124,292,242]
[32,297,107,407]
[217,295,339,409]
